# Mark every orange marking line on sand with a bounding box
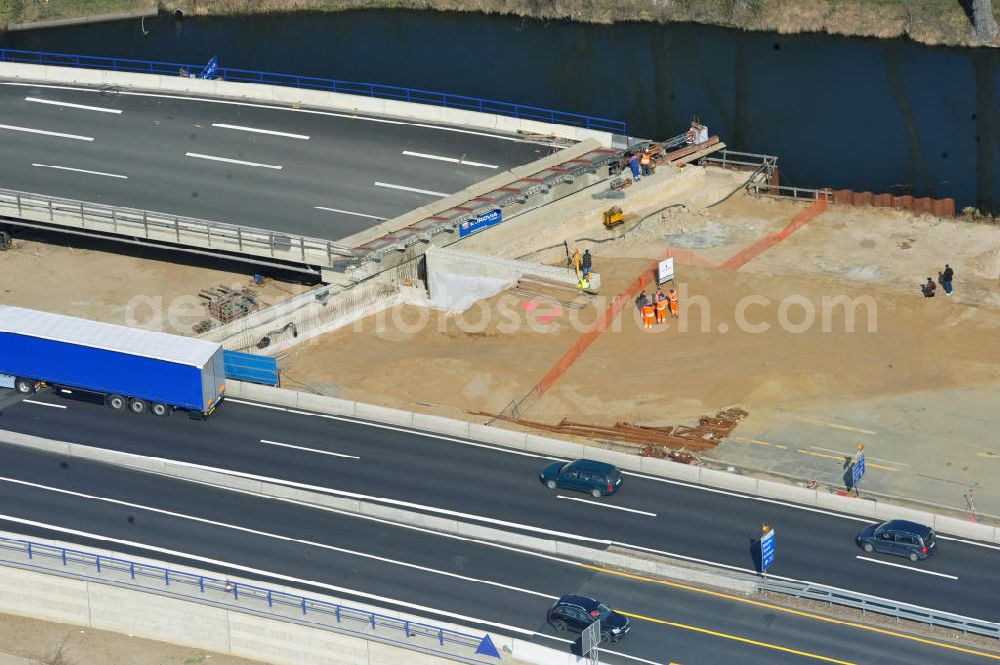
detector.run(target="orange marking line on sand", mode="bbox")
[534,196,828,395]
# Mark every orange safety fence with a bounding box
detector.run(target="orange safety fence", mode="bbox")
[537,246,688,396]
[717,195,828,271]
[536,199,828,396]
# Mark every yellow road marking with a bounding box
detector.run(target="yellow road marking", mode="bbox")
[773,443,788,449]
[795,449,897,472]
[797,449,842,461]
[797,418,876,435]
[618,610,857,665]
[581,564,1000,661]
[751,439,770,446]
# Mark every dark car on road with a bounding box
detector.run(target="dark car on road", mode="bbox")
[539,459,623,498]
[856,520,936,562]
[547,594,630,643]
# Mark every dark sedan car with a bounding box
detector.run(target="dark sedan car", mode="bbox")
[539,459,623,498]
[856,520,936,562]
[547,594,630,642]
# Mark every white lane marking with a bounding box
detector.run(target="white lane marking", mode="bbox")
[314,206,385,221]
[402,150,498,169]
[374,182,449,198]
[22,400,67,409]
[32,163,128,179]
[259,438,359,460]
[212,123,310,140]
[185,152,283,170]
[534,635,659,665]
[0,124,93,141]
[224,399,1000,555]
[0,512,535,637]
[556,495,656,517]
[936,535,1000,552]
[0,475,555,601]
[226,397,550,460]
[25,96,122,114]
[855,556,957,579]
[1,82,552,145]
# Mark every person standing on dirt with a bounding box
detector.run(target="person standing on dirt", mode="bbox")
[668,288,679,318]
[636,291,648,312]
[642,299,656,329]
[922,278,936,298]
[940,264,954,296]
[655,292,668,324]
[582,249,593,279]
[628,152,641,182]
[640,148,652,177]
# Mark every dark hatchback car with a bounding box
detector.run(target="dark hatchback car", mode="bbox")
[856,520,937,562]
[539,459,623,498]
[547,594,630,643]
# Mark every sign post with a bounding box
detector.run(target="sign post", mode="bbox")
[657,257,675,285]
[581,620,600,665]
[760,524,775,579]
[851,444,866,495]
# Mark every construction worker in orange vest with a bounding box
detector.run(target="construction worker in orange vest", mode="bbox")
[640,149,652,176]
[655,291,667,324]
[641,300,656,329]
[668,288,679,318]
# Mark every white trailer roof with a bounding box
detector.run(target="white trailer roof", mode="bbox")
[0,305,221,367]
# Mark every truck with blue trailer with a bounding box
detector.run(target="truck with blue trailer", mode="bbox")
[0,305,225,418]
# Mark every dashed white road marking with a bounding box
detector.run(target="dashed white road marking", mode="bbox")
[32,163,128,179]
[259,438,359,460]
[855,556,957,579]
[0,511,535,636]
[25,96,122,114]
[314,206,385,221]
[2,82,554,145]
[22,400,67,409]
[212,123,309,139]
[402,150,498,169]
[556,495,656,517]
[0,124,93,141]
[374,181,449,197]
[185,152,283,170]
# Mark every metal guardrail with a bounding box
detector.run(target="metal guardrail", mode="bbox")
[748,182,832,202]
[0,48,627,135]
[0,535,500,663]
[762,578,1000,642]
[0,187,354,271]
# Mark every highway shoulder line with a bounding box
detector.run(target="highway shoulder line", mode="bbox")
[855,556,958,579]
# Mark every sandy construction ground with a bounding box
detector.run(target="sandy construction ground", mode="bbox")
[0,234,308,334]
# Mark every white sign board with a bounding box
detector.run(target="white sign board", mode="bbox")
[657,257,675,284]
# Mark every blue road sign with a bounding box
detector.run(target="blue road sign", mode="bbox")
[760,528,776,571]
[476,634,500,658]
[852,451,866,487]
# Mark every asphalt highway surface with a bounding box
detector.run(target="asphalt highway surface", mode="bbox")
[0,441,995,665]
[0,81,546,240]
[1,390,998,632]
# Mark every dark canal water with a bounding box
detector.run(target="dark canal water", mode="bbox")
[2,10,998,211]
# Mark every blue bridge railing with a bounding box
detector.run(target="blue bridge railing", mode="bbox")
[0,48,627,134]
[0,535,501,663]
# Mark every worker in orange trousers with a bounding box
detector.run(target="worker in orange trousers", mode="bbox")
[641,300,656,329]
[655,292,667,323]
[668,289,679,318]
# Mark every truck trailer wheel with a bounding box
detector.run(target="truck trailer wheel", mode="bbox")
[14,378,36,395]
[150,402,171,417]
[106,394,127,411]
[128,398,148,415]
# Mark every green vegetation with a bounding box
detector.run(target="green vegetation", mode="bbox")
[2,0,998,48]
[1,0,155,29]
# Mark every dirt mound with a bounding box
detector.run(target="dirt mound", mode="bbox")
[966,247,1000,280]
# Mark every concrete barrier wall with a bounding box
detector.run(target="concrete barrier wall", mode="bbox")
[0,62,614,147]
[221,382,1000,544]
[0,551,576,665]
[0,425,761,595]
